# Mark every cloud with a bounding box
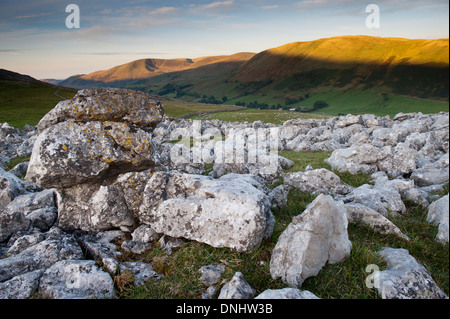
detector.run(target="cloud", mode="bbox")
[75,51,168,56]
[150,7,177,15]
[202,1,234,10]
[12,12,52,19]
[262,5,279,10]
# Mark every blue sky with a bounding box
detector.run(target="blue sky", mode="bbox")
[0,0,448,79]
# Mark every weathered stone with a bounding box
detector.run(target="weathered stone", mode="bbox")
[427,195,449,244]
[57,182,135,232]
[270,194,352,287]
[345,203,410,241]
[140,172,273,252]
[5,189,56,215]
[268,184,290,209]
[26,120,159,189]
[37,88,163,132]
[411,167,449,187]
[283,168,352,195]
[0,269,45,299]
[0,208,31,243]
[78,231,124,263]
[218,272,256,299]
[0,234,84,282]
[402,188,430,208]
[158,235,186,255]
[119,261,163,286]
[376,247,448,299]
[0,167,28,210]
[341,184,406,217]
[6,232,46,256]
[199,263,226,286]
[131,224,160,243]
[25,208,57,232]
[255,288,320,299]
[325,143,389,175]
[38,259,116,299]
[377,144,418,177]
[121,240,153,254]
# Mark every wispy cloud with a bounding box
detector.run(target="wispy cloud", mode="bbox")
[12,12,52,19]
[202,1,234,10]
[150,6,177,15]
[261,5,279,10]
[76,51,169,56]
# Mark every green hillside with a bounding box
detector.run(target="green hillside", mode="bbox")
[118,36,449,117]
[0,80,77,129]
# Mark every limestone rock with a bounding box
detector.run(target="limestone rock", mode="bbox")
[270,194,352,287]
[57,182,135,232]
[131,224,160,243]
[0,209,30,243]
[341,184,406,217]
[218,272,256,299]
[283,168,352,195]
[0,269,45,299]
[268,184,290,209]
[0,167,28,210]
[37,88,163,132]
[255,288,320,299]
[119,261,163,287]
[345,203,410,241]
[38,259,116,299]
[26,120,159,189]
[411,167,450,187]
[0,234,84,282]
[376,247,448,299]
[199,263,226,286]
[325,143,389,175]
[140,172,273,252]
[427,195,449,244]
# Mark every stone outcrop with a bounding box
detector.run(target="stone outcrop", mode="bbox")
[270,194,352,287]
[1,91,448,300]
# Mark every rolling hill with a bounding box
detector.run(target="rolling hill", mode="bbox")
[58,35,449,116]
[60,52,255,88]
[0,69,77,128]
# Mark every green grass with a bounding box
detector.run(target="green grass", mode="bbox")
[191,109,329,124]
[0,81,77,129]
[161,99,244,118]
[109,150,448,299]
[4,155,30,171]
[300,89,449,117]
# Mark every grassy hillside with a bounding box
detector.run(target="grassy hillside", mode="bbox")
[60,53,255,88]
[0,81,77,129]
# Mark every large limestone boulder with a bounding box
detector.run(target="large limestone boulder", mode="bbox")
[139,172,274,252]
[270,194,352,287]
[26,88,164,189]
[37,88,163,132]
[26,120,159,189]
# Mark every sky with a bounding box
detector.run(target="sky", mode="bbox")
[0,0,448,79]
